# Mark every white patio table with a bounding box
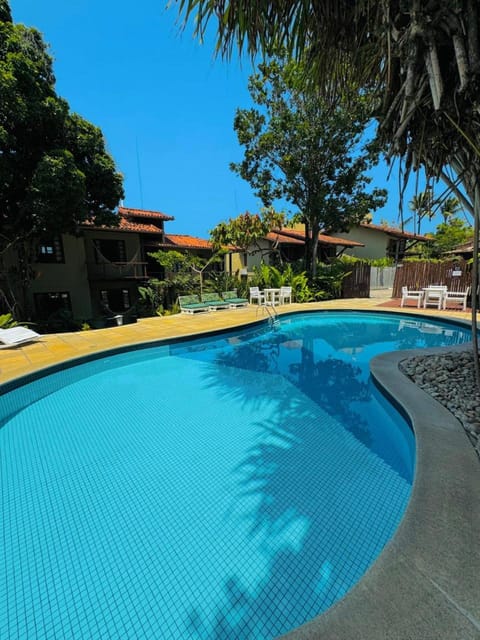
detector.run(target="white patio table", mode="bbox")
[422,286,448,309]
[263,288,281,306]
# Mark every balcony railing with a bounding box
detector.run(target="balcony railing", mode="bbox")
[87,261,148,280]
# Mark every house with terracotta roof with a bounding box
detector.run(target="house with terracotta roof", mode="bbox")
[443,237,474,259]
[227,225,365,274]
[1,206,216,325]
[333,222,432,261]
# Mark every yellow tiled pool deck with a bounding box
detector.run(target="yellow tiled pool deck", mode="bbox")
[0,294,472,385]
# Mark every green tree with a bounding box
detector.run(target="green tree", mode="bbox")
[175,0,480,383]
[408,189,435,235]
[229,55,386,276]
[210,207,285,263]
[440,197,462,224]
[429,218,472,258]
[148,249,226,302]
[0,4,123,314]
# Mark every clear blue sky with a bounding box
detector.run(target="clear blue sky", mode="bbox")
[10,0,442,237]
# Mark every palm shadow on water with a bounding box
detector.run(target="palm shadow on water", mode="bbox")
[176,327,413,639]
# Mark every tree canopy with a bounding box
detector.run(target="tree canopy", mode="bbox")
[210,207,285,257]
[0,2,124,257]
[175,0,480,380]
[229,55,386,275]
[428,217,472,258]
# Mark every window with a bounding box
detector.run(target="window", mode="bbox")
[94,239,126,263]
[34,292,71,319]
[100,288,131,312]
[37,237,64,263]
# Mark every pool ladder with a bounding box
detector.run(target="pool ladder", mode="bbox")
[257,303,280,330]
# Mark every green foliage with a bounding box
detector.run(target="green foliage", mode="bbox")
[0,312,17,328]
[427,218,472,258]
[250,262,314,302]
[402,257,448,264]
[311,261,352,300]
[0,4,123,318]
[230,53,387,276]
[148,248,225,300]
[137,283,165,317]
[439,197,462,224]
[367,257,395,267]
[0,0,12,22]
[210,207,285,255]
[206,271,248,298]
[408,189,435,235]
[0,6,123,247]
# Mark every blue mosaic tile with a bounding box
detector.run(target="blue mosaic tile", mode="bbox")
[0,317,420,639]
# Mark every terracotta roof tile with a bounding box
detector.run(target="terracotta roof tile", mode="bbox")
[359,222,432,241]
[118,219,163,234]
[162,234,214,250]
[118,206,174,221]
[266,231,304,245]
[82,217,163,234]
[271,228,364,247]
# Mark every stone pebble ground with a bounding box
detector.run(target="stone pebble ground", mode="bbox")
[400,350,480,460]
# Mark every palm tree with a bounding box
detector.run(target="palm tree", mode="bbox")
[174,0,480,384]
[408,189,435,235]
[440,196,462,224]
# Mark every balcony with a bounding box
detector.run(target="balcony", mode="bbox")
[87,261,148,281]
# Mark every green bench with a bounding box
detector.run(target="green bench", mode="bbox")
[178,295,210,314]
[222,290,249,308]
[201,292,230,310]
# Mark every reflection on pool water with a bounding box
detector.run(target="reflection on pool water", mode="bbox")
[0,312,471,639]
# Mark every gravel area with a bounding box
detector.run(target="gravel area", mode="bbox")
[399,350,480,459]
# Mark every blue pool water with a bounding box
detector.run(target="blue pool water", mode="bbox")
[0,312,471,639]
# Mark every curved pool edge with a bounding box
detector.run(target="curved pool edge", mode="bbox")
[0,306,473,392]
[282,343,480,640]
[1,307,479,639]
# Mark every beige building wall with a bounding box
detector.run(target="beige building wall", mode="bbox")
[224,252,246,274]
[225,239,273,275]
[28,235,92,319]
[335,227,388,260]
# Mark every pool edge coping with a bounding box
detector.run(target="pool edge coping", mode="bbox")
[282,343,480,639]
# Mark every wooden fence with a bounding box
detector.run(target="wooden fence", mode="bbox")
[392,260,472,298]
[342,262,371,298]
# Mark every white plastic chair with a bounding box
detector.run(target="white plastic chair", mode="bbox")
[442,287,470,311]
[279,286,292,304]
[400,286,423,308]
[249,287,265,305]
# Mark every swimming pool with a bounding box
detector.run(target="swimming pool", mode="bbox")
[0,311,472,639]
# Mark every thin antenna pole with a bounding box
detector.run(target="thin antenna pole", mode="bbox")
[135,137,144,208]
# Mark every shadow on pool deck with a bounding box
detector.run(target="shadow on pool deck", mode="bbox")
[1,296,479,639]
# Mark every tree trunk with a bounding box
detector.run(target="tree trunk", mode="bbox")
[310,220,320,278]
[472,183,480,389]
[304,219,311,274]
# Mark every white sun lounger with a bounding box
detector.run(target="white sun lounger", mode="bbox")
[0,327,41,348]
